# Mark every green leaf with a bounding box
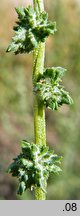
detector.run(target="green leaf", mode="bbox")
[34,67,73,111]
[23,174,28,182]
[21,158,33,167]
[18,169,25,177]
[50,164,62,173]
[7,6,57,54]
[8,140,62,194]
[21,140,31,149]
[17,181,26,195]
[15,7,25,19]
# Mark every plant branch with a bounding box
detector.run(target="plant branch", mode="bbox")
[33,0,46,200]
[6,0,73,200]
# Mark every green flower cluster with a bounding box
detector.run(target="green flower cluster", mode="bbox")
[34,67,73,110]
[7,6,56,54]
[8,140,62,195]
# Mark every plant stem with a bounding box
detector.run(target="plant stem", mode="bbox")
[33,0,46,200]
[33,0,44,12]
[33,43,46,146]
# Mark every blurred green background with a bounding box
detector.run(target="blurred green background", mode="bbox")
[0,0,80,200]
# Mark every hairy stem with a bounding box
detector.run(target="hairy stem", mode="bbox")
[33,0,44,12]
[33,0,46,200]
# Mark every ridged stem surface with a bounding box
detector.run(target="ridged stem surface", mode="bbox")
[33,0,46,200]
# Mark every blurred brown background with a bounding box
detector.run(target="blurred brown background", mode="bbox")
[0,0,80,200]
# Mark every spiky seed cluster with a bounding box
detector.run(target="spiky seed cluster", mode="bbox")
[34,67,73,110]
[8,140,62,195]
[7,6,56,54]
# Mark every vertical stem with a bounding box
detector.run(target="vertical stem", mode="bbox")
[33,0,44,12]
[33,43,46,147]
[33,0,46,200]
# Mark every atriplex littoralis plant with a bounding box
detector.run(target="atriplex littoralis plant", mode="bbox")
[7,0,73,200]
